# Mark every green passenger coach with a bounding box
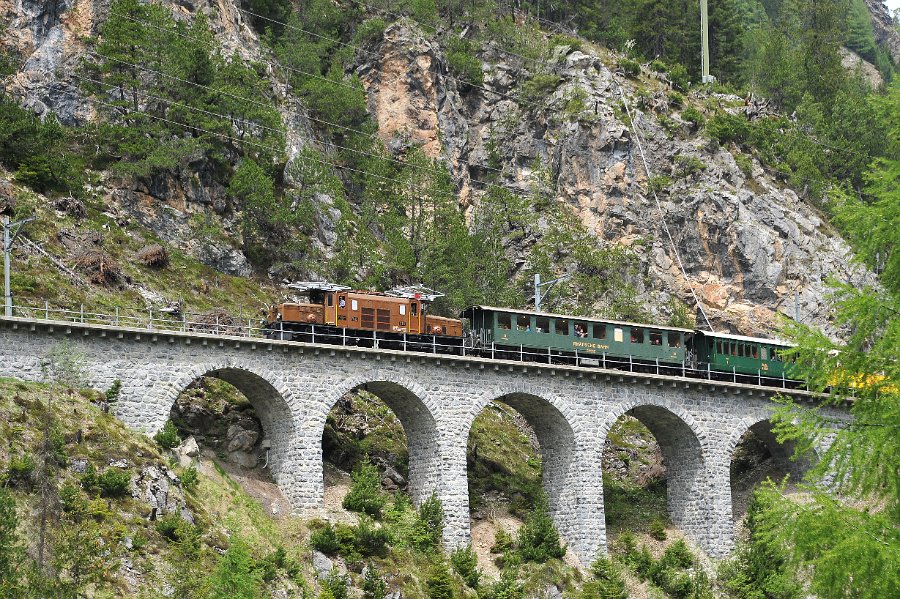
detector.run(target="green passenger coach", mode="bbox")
[692,331,795,379]
[461,306,691,364]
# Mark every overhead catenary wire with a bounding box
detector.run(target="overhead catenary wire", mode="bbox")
[614,78,715,332]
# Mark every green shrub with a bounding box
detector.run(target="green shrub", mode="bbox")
[411,492,444,551]
[491,527,515,554]
[105,379,122,403]
[322,568,349,599]
[483,572,523,599]
[706,112,750,144]
[734,153,753,177]
[521,73,561,105]
[619,59,641,78]
[354,18,387,45]
[517,493,565,563]
[342,457,386,518]
[310,522,341,555]
[681,106,705,128]
[59,482,87,513]
[6,453,34,489]
[674,154,707,178]
[446,37,484,88]
[155,512,184,541]
[660,539,694,569]
[647,175,672,195]
[582,557,628,599]
[180,465,199,492]
[97,468,131,498]
[80,462,98,494]
[426,561,454,599]
[668,92,684,107]
[0,487,24,595]
[450,544,480,588]
[354,516,389,557]
[154,420,181,450]
[362,564,386,599]
[207,535,264,598]
[649,518,667,541]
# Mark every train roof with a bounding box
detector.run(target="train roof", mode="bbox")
[695,329,795,347]
[460,305,696,334]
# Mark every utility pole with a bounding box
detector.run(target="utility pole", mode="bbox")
[700,0,714,84]
[3,214,36,317]
[533,273,572,312]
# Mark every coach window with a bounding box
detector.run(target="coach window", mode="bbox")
[760,346,768,360]
[752,345,759,359]
[631,328,644,344]
[614,328,624,342]
[593,324,607,339]
[555,319,569,335]
[535,316,550,333]
[498,313,512,330]
[574,322,589,338]
[668,332,681,347]
[716,340,723,355]
[649,331,663,346]
[517,314,530,331]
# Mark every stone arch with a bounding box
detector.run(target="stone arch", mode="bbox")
[463,382,583,551]
[725,416,815,483]
[600,398,711,547]
[466,383,578,511]
[145,360,297,492]
[313,369,441,506]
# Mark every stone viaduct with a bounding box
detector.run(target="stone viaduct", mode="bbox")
[0,316,832,562]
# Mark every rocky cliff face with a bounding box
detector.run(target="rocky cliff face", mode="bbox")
[866,0,900,63]
[1,1,876,337]
[356,21,873,335]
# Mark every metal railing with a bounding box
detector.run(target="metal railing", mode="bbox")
[4,302,807,392]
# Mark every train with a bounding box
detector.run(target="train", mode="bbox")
[264,283,798,387]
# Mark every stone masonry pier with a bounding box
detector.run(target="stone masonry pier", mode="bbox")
[0,316,836,561]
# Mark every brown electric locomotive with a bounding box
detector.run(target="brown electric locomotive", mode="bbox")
[265,283,462,349]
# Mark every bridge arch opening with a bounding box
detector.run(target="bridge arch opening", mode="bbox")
[319,379,440,511]
[465,392,575,568]
[601,404,705,545]
[729,419,813,522]
[168,367,295,496]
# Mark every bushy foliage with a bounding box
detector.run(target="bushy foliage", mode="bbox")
[207,536,264,598]
[321,568,350,599]
[446,36,484,88]
[97,468,132,498]
[342,457,387,518]
[517,493,565,563]
[426,560,455,599]
[411,492,444,551]
[0,487,25,596]
[154,419,181,450]
[450,543,480,588]
[180,465,199,491]
[580,558,627,599]
[705,113,750,145]
[5,453,35,489]
[520,73,562,105]
[649,518,667,541]
[362,564,387,599]
[105,379,122,403]
[353,515,389,557]
[619,59,641,78]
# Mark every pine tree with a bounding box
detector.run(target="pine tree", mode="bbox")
[425,561,455,599]
[412,493,445,551]
[516,492,566,563]
[362,563,387,599]
[207,536,264,599]
[342,456,387,518]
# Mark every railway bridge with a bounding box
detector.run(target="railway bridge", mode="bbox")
[0,313,838,562]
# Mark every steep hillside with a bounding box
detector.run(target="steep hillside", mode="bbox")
[0,0,885,339]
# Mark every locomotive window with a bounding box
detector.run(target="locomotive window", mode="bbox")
[649,331,663,346]
[555,319,569,335]
[761,347,768,360]
[517,314,530,331]
[351,299,358,311]
[411,303,418,317]
[630,328,644,344]
[498,313,512,329]
[614,328,623,342]
[327,294,334,306]
[752,345,759,359]
[593,324,606,339]
[400,305,406,316]
[535,316,549,333]
[668,333,681,347]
